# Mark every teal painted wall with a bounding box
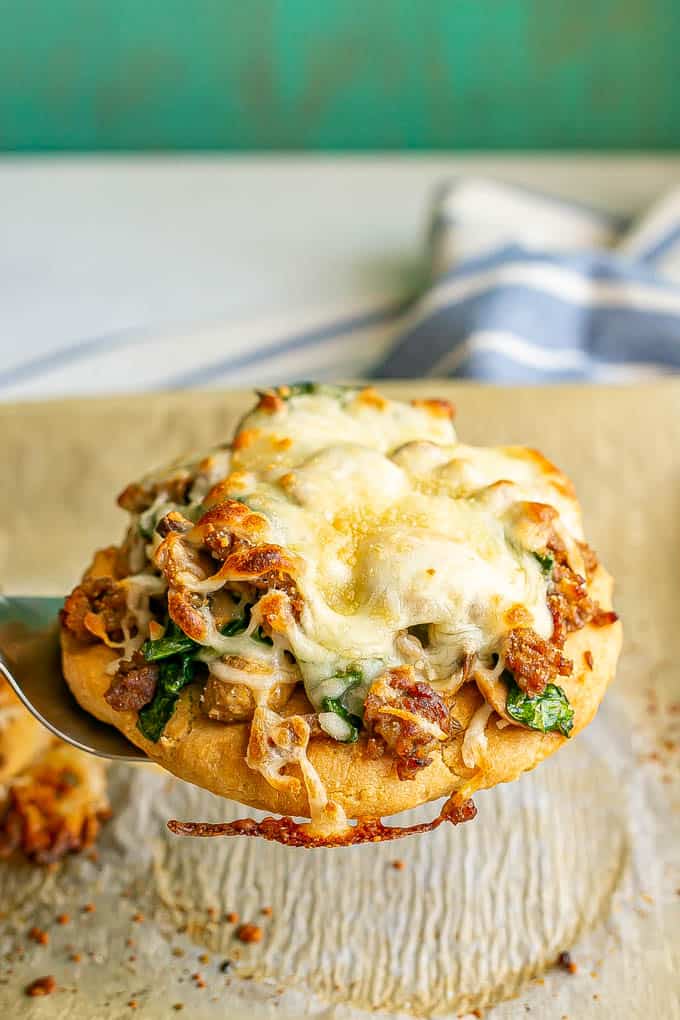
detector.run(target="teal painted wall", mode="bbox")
[0,0,677,151]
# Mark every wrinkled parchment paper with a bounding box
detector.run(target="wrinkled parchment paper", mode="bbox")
[0,382,678,1019]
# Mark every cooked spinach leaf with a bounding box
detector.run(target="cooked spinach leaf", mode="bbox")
[221,613,249,637]
[283,381,316,396]
[533,551,555,576]
[143,622,197,661]
[279,382,349,400]
[334,665,364,685]
[137,655,195,742]
[505,676,574,737]
[251,625,274,646]
[220,604,272,644]
[138,501,168,540]
[320,697,362,743]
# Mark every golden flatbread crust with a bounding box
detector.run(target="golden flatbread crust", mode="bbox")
[60,548,621,820]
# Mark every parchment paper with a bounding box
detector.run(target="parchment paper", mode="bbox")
[0,382,678,1019]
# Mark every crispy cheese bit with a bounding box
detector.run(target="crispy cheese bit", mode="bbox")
[410,397,455,420]
[354,386,387,409]
[245,707,310,794]
[148,619,165,641]
[271,435,293,451]
[167,794,477,847]
[190,499,268,550]
[505,500,559,553]
[245,707,349,836]
[591,609,619,627]
[233,428,260,451]
[256,390,286,413]
[507,446,577,500]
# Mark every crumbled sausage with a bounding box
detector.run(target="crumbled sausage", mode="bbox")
[546,562,595,645]
[497,537,615,701]
[504,628,572,697]
[577,541,599,579]
[62,576,127,644]
[201,674,293,723]
[105,653,158,712]
[117,474,193,513]
[591,608,619,627]
[363,668,451,780]
[156,511,195,538]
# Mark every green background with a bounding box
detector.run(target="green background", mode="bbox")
[1,0,677,151]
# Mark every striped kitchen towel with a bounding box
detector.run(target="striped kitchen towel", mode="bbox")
[2,179,680,399]
[377,180,680,382]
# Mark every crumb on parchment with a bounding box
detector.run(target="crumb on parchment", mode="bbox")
[25,975,56,997]
[236,923,263,944]
[556,950,578,975]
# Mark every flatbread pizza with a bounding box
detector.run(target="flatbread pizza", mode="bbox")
[60,385,621,845]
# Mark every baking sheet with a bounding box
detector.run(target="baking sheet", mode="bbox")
[0,382,678,1018]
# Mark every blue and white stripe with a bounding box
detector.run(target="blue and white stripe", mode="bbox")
[3,178,680,399]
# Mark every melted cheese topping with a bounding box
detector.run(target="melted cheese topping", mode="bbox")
[246,705,349,834]
[197,387,584,712]
[197,631,299,695]
[461,702,494,769]
[115,386,590,827]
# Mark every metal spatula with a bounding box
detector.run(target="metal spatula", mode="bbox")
[0,596,146,762]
